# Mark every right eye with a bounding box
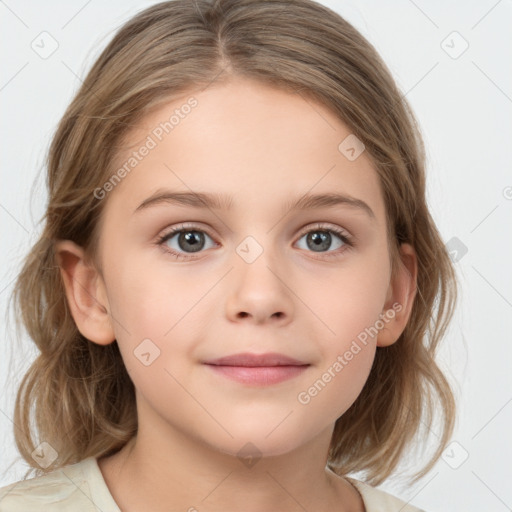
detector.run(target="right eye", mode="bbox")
[155,223,218,260]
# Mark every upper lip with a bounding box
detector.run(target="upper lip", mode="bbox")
[204,352,309,367]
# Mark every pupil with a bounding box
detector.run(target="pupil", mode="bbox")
[180,231,203,252]
[309,231,330,251]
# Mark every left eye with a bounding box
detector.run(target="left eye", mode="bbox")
[295,227,350,253]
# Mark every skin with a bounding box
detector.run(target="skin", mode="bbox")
[56,77,417,512]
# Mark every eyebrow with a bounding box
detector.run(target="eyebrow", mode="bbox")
[133,189,375,220]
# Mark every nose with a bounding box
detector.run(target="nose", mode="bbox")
[237,309,284,322]
[225,257,294,326]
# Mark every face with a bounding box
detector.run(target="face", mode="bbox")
[83,77,402,458]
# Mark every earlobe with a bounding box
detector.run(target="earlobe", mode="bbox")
[54,239,116,346]
[376,243,418,347]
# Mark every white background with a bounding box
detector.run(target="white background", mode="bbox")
[1,1,511,510]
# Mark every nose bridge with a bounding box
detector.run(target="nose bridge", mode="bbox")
[233,232,282,287]
[234,194,290,253]
[235,232,271,266]
[236,212,294,271]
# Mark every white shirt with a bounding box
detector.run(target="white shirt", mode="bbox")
[0,456,425,511]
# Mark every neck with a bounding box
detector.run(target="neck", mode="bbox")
[98,421,364,512]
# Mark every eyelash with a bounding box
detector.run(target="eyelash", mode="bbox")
[155,222,355,261]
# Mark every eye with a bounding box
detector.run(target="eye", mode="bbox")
[155,223,217,260]
[155,222,354,261]
[294,223,354,259]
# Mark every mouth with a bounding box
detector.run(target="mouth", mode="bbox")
[203,352,310,386]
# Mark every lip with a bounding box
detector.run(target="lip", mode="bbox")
[204,352,308,367]
[203,352,310,386]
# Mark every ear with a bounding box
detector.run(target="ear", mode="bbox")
[376,242,418,347]
[54,239,116,345]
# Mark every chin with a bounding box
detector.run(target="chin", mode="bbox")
[210,428,308,460]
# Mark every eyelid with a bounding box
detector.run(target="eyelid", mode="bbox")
[158,221,214,236]
[296,222,351,240]
[156,221,352,244]
[156,222,217,245]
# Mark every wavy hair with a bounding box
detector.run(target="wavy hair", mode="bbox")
[6,0,458,485]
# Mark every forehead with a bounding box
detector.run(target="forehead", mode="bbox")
[103,77,385,223]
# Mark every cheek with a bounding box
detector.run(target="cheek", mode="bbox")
[295,273,383,420]
[293,255,389,416]
[296,342,375,428]
[105,249,198,333]
[302,252,390,347]
[104,251,213,380]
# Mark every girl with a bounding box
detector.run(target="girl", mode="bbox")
[0,0,458,510]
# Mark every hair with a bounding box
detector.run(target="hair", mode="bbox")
[6,0,458,486]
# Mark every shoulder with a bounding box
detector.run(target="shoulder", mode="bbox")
[0,457,111,512]
[346,477,427,512]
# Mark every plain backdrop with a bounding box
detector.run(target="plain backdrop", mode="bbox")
[1,1,511,510]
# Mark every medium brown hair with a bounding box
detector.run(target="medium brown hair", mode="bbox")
[6,0,458,485]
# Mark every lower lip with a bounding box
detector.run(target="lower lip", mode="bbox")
[204,364,309,386]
